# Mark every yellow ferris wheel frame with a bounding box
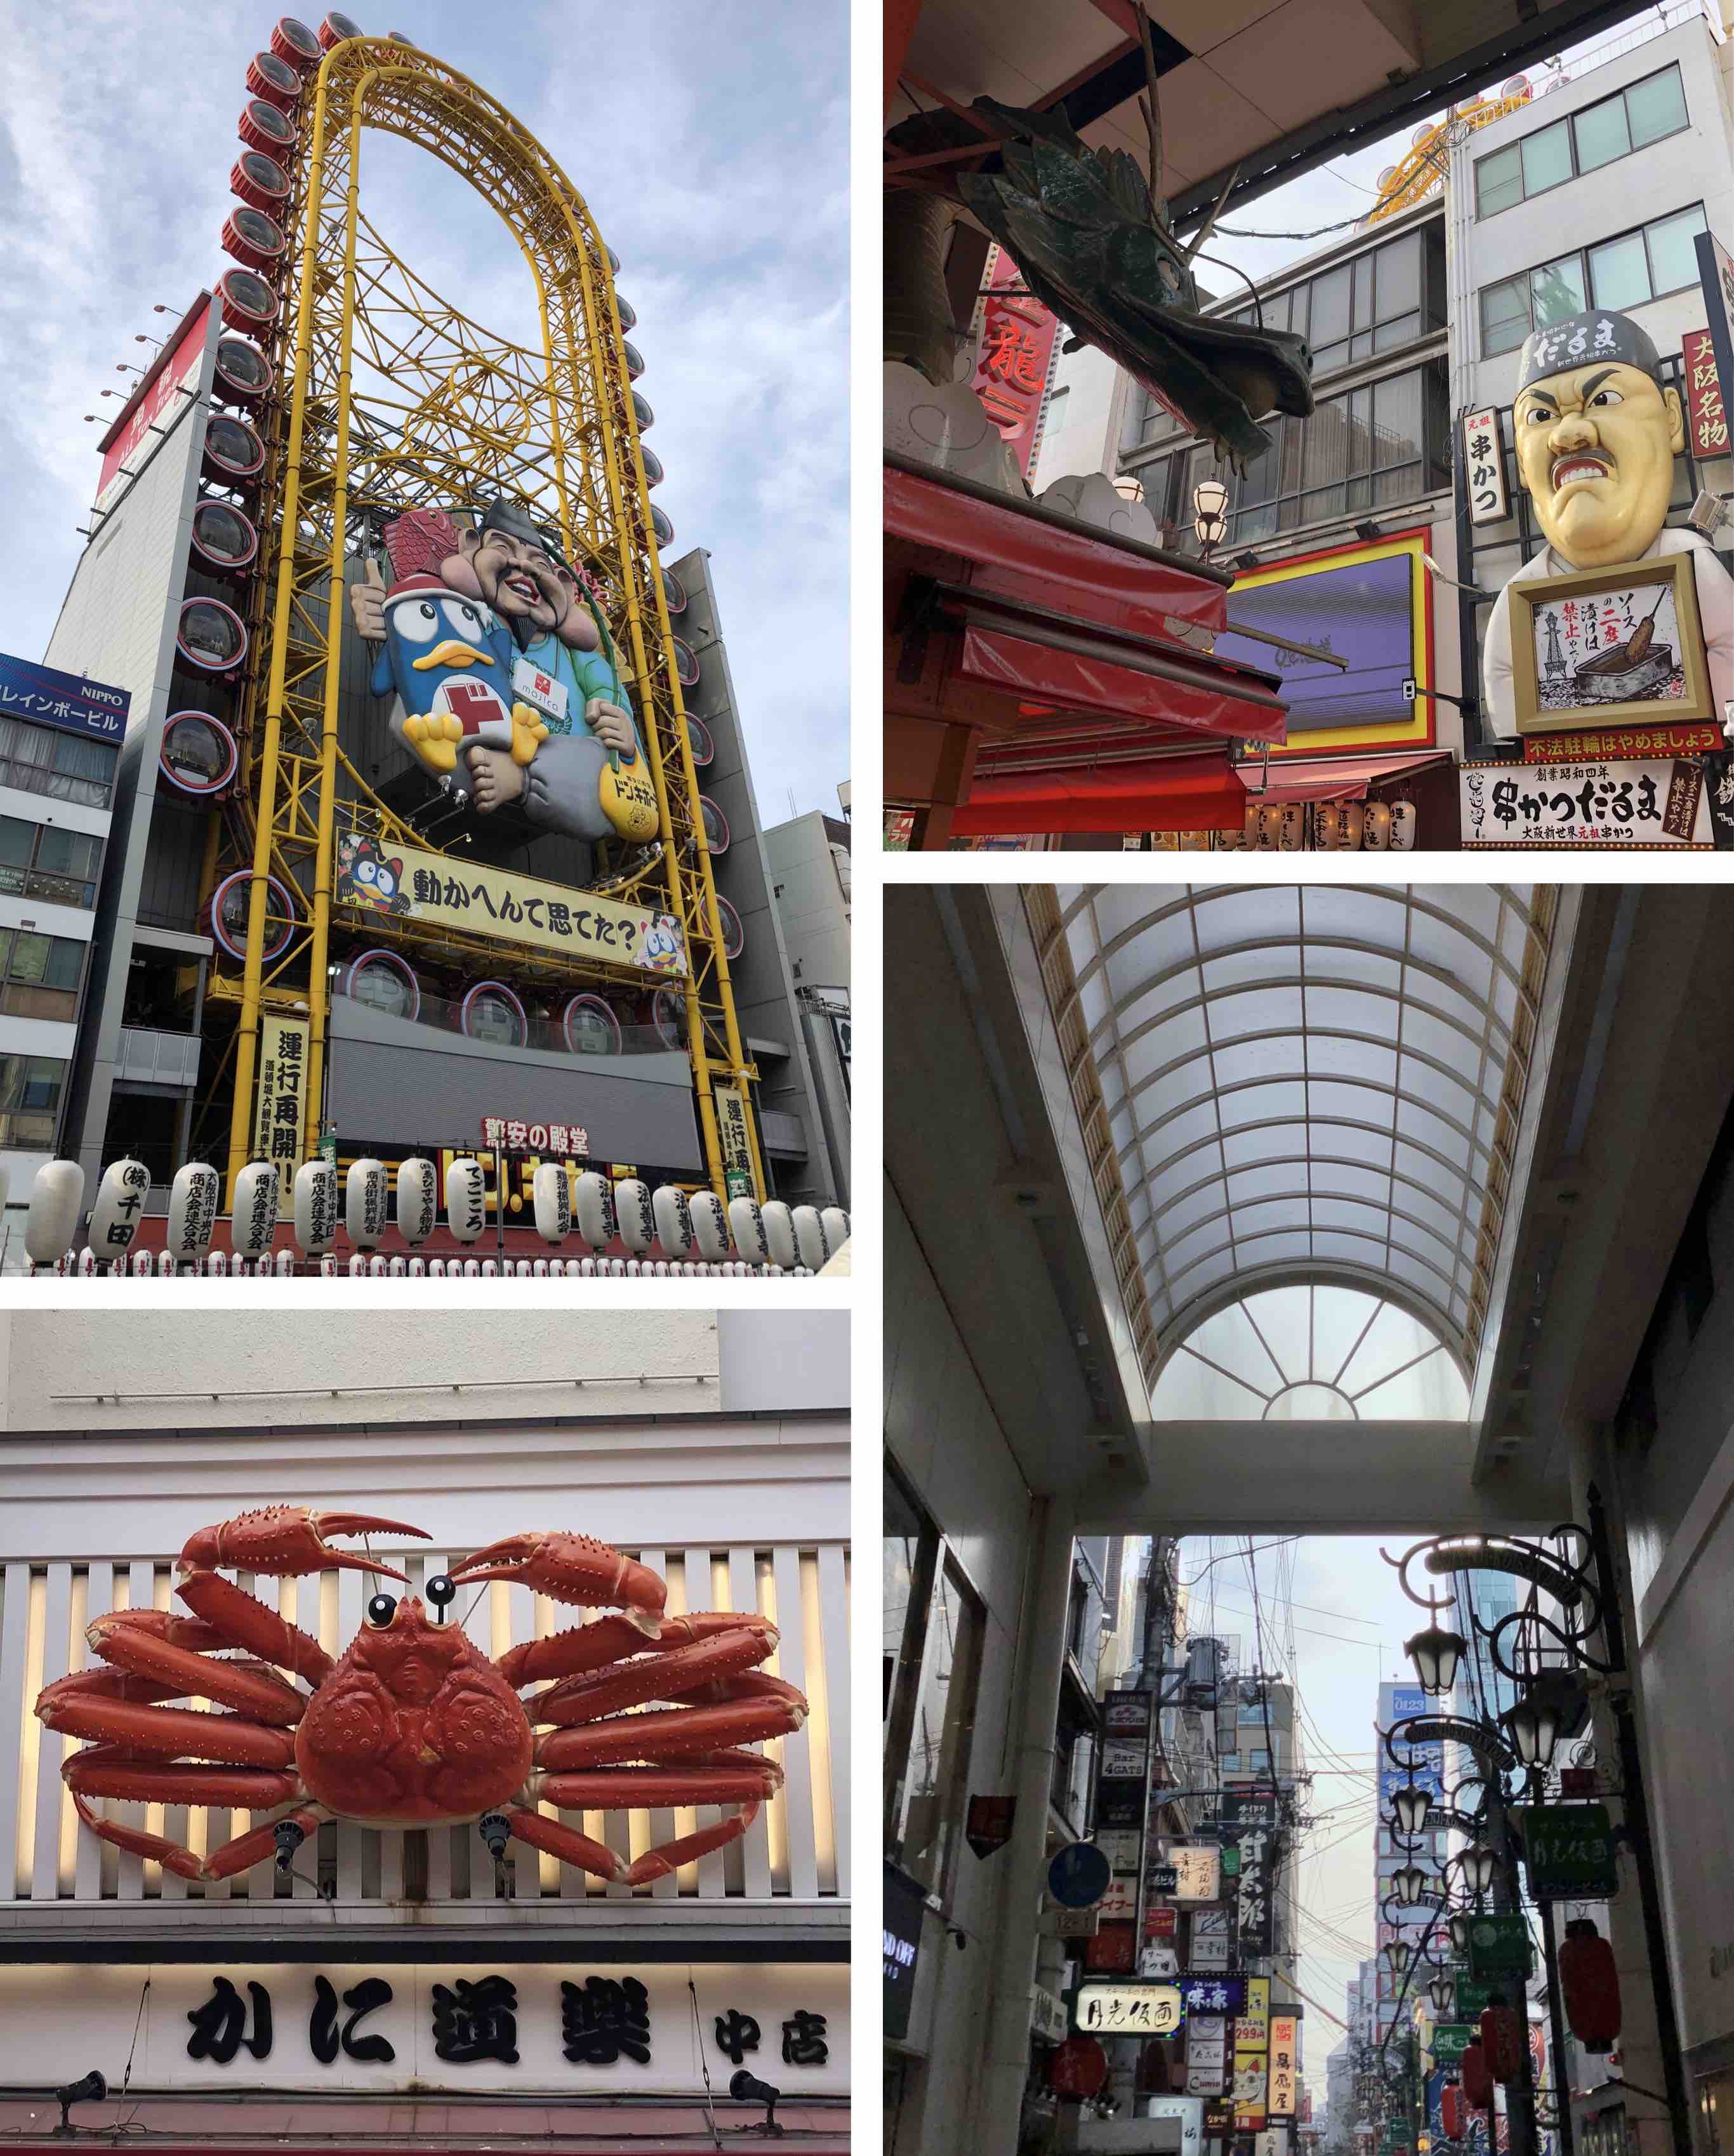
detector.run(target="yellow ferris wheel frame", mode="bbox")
[215,32,762,1206]
[1364,87,1533,223]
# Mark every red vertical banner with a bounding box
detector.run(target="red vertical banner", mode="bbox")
[971,249,1061,477]
[1682,328,1728,460]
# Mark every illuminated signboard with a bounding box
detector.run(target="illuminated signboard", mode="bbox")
[1217,533,1432,752]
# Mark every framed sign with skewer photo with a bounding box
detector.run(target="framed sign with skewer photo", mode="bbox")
[1506,552,1713,738]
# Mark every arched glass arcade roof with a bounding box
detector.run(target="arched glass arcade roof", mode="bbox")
[1055,884,1552,1369]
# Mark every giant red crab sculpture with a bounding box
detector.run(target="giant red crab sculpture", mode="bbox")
[35,1507,805,1887]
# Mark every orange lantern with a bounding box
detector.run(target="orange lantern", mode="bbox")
[1480,2002,1526,2084]
[1441,2084,1466,2139]
[1460,2039,1492,2112]
[1559,1917,1622,2052]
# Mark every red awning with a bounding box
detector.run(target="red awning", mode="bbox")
[1236,750,1452,803]
[950,750,1247,837]
[957,624,1287,748]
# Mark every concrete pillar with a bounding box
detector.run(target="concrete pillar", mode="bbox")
[1560,1418,1676,2156]
[979,1487,1078,2153]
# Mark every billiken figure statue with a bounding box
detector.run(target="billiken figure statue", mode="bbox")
[352,498,658,845]
[1483,310,1733,731]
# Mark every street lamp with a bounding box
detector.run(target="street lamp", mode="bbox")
[1390,1782,1433,1836]
[1448,1910,1474,1957]
[1405,1620,1467,1694]
[1192,477,1228,556]
[1502,1673,1586,1771]
[1394,1863,1430,1906]
[1428,1973,1456,2016]
[1382,1938,1412,1974]
[1459,1843,1499,1897]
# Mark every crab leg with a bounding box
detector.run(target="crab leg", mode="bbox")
[449,1531,666,1632]
[494,1803,627,1884]
[533,1626,779,1729]
[66,1748,301,1808]
[536,1694,803,1769]
[174,1576,333,1686]
[498,1609,772,1691]
[36,1690,296,1767]
[84,1613,307,1725]
[66,1770,321,1882]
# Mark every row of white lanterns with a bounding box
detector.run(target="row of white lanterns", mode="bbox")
[15,1157,849,1277]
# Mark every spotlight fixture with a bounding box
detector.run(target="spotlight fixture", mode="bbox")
[1233,548,1262,570]
[54,2070,107,2134]
[729,2068,784,2136]
[1354,519,1383,542]
[1405,1621,1467,1694]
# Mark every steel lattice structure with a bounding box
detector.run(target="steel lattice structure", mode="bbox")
[206,34,762,1202]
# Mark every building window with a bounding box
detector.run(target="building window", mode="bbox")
[883,1459,986,1907]
[0,929,88,1023]
[0,717,119,810]
[1474,65,1689,217]
[1479,203,1708,356]
[0,1051,67,1148]
[0,816,104,910]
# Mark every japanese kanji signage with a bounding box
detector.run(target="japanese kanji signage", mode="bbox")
[1267,2011,1300,2118]
[1075,1981,1184,2037]
[1461,756,1711,848]
[0,1960,847,2094]
[1462,409,1510,527]
[713,1082,757,1201]
[96,300,211,508]
[1235,1976,1271,2051]
[479,1115,590,1160]
[1515,1801,1619,1898]
[1156,1841,1222,1903]
[1522,721,1723,762]
[1430,2021,1476,2064]
[336,828,688,975]
[1681,328,1728,461]
[1693,232,1734,470]
[1466,1913,1534,1980]
[970,247,1060,477]
[1179,1976,1247,2019]
[253,1016,309,1176]
[0,649,130,741]
[1186,2013,1228,2097]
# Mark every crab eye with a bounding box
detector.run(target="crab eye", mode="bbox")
[367,1594,397,1628]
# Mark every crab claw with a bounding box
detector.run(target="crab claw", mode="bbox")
[178,1505,430,1582]
[449,1531,666,1634]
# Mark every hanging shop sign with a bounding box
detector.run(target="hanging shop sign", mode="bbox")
[1156,1842,1222,1903]
[0,1960,847,2096]
[0,648,130,740]
[1098,1876,1139,1922]
[1139,1946,1181,1980]
[1693,232,1734,463]
[1102,1691,1153,1734]
[966,1793,1017,1860]
[1146,1904,1179,1941]
[1461,755,1711,848]
[1233,1823,1281,1958]
[1094,1689,1153,1832]
[1681,328,1728,460]
[1205,2102,1234,2135]
[1031,1985,1071,2044]
[335,828,688,973]
[1466,1914,1533,1981]
[1235,1978,1271,2051]
[1095,1829,1142,1871]
[1188,1904,1233,1971]
[1462,409,1510,526]
[970,247,1061,477]
[1084,1924,1139,1974]
[1514,1802,1619,1898]
[1179,1976,1247,2020]
[1430,2023,1476,2064]
[1233,2047,1269,2127]
[1186,2013,1228,2098]
[252,1015,310,1177]
[1074,1982,1184,2038]
[1146,2094,1207,2156]
[1267,2011,1300,2118]
[1148,1863,1179,1894]
[884,1862,925,2044]
[713,1082,757,1201]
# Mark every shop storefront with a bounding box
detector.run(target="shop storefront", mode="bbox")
[0,1309,851,2151]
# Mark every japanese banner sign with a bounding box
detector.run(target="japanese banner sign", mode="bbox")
[713,1084,757,1201]
[1522,722,1723,762]
[970,247,1060,477]
[253,1016,310,1177]
[1462,757,1711,848]
[1186,2014,1228,2097]
[1681,329,1728,461]
[1076,1983,1183,2037]
[1094,1689,1152,1833]
[1235,1977,1271,2051]
[1515,1802,1620,1898]
[1180,1976,1246,2020]
[1267,2012,1300,2118]
[1462,408,1509,526]
[336,830,688,975]
[0,1959,847,2096]
[1693,232,1734,467]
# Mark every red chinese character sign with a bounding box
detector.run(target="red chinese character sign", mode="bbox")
[1681,328,1728,460]
[970,249,1060,478]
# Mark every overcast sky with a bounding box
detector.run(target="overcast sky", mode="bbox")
[0,1,847,820]
[1182,1533,1433,2105]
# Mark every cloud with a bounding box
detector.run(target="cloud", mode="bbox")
[0,1,847,817]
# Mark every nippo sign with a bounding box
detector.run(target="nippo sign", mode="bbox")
[1075,1982,1184,2037]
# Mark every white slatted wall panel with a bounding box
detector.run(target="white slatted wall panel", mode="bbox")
[0,1544,847,1914]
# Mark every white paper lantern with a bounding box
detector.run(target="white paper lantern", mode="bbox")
[292,1159,338,1255]
[395,1157,438,1246]
[790,1205,830,1272]
[344,1158,388,1248]
[152,1249,173,1277]
[759,1200,797,1270]
[463,1258,481,1279]
[75,1247,96,1275]
[821,1206,850,1256]
[574,1171,618,1250]
[652,1183,696,1257]
[206,1251,227,1277]
[690,1191,729,1261]
[408,1256,425,1277]
[388,1254,406,1277]
[533,1257,549,1278]
[727,1197,769,1265]
[1390,800,1417,851]
[166,1162,222,1263]
[86,1157,150,1261]
[231,1160,280,1257]
[533,1161,572,1244]
[427,1257,444,1279]
[446,1156,488,1242]
[1362,799,1393,850]
[578,1256,597,1277]
[616,1178,655,1255]
[607,1257,627,1278]
[229,1250,251,1276]
[481,1257,500,1278]
[347,1253,366,1277]
[625,1258,641,1277]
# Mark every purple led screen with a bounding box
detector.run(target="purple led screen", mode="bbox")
[1215,551,1416,735]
